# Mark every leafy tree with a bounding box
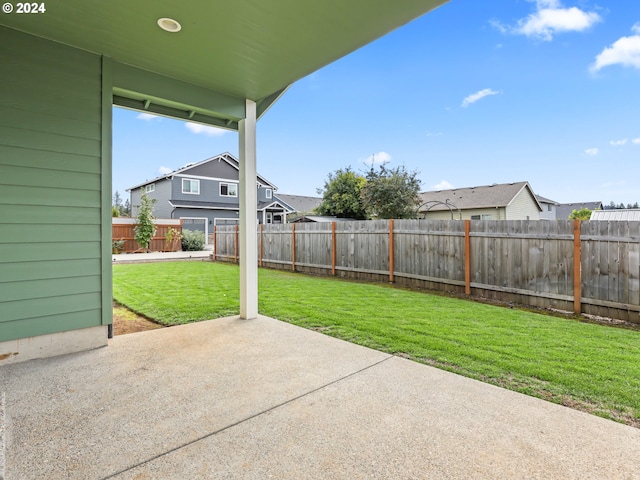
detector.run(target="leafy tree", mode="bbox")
[568,208,592,220]
[315,167,367,219]
[134,194,157,252]
[360,164,422,219]
[112,206,120,217]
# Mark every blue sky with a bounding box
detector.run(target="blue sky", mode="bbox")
[113,0,640,206]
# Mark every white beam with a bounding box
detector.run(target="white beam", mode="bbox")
[238,99,258,319]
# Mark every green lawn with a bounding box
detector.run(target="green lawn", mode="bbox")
[113,261,640,427]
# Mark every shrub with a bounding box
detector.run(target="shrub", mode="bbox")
[181,230,206,251]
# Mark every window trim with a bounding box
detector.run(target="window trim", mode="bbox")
[265,188,272,199]
[182,178,200,195]
[220,182,238,197]
[145,183,155,193]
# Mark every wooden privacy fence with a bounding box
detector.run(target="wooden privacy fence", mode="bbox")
[112,218,183,253]
[213,219,640,324]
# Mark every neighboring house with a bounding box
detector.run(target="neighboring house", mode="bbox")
[127,153,294,241]
[556,202,603,220]
[590,209,640,221]
[536,195,560,221]
[276,194,323,221]
[418,181,543,220]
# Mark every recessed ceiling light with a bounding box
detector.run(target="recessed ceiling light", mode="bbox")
[157,18,182,33]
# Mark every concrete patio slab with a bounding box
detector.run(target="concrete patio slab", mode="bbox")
[2,315,640,479]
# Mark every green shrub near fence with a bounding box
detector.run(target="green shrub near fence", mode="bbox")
[181,230,206,251]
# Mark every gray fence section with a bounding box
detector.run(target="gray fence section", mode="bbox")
[213,220,640,323]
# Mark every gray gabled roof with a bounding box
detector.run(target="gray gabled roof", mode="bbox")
[275,194,323,214]
[126,152,275,191]
[535,194,559,205]
[556,202,603,220]
[419,181,542,212]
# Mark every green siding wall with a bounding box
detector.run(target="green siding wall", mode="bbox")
[0,27,107,342]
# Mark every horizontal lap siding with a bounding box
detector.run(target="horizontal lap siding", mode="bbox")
[0,27,104,342]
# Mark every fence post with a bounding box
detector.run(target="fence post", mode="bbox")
[464,220,471,295]
[291,223,296,272]
[389,219,394,282]
[234,224,239,263]
[213,225,217,261]
[573,219,582,315]
[259,223,263,268]
[331,221,337,276]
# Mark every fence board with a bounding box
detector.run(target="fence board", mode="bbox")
[212,219,640,324]
[111,220,182,253]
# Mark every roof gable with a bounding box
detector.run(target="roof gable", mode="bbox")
[127,152,276,190]
[420,182,541,212]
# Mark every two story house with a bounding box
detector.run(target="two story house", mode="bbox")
[127,153,294,242]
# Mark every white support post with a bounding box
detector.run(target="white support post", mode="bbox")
[238,99,258,319]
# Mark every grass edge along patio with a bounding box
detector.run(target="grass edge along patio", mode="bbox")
[113,261,640,429]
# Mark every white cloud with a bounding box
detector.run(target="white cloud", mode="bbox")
[461,88,500,108]
[433,180,454,190]
[610,139,628,146]
[591,24,640,72]
[137,112,161,121]
[632,137,640,144]
[493,0,601,42]
[584,148,599,156]
[425,131,443,137]
[363,151,392,166]
[185,122,227,136]
[158,166,173,175]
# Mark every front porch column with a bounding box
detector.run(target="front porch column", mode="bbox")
[238,99,258,319]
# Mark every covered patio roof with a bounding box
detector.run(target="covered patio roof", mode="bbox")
[1,0,449,127]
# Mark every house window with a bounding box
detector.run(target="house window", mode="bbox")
[471,214,492,220]
[145,184,155,193]
[481,214,492,220]
[471,215,481,220]
[220,182,238,197]
[265,188,272,199]
[547,204,552,211]
[182,178,200,194]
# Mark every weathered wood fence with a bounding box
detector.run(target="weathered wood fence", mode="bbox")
[212,220,640,324]
[112,218,183,253]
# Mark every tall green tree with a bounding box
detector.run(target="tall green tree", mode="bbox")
[360,164,422,219]
[315,167,367,219]
[134,194,157,252]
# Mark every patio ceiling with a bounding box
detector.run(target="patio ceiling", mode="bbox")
[1,0,448,123]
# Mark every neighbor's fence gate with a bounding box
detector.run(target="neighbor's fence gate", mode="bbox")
[212,220,640,324]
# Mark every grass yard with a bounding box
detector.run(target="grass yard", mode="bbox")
[113,261,640,427]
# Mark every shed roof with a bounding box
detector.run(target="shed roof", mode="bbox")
[590,209,640,221]
[419,181,542,212]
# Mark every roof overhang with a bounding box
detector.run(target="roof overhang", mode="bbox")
[0,0,449,128]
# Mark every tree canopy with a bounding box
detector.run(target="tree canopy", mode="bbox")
[315,164,422,220]
[360,164,422,219]
[315,167,367,219]
[568,208,592,220]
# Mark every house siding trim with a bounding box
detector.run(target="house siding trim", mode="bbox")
[101,55,113,329]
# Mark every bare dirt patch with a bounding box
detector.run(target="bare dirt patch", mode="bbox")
[113,302,164,335]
